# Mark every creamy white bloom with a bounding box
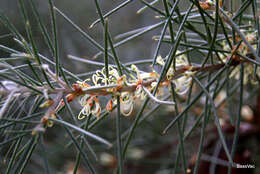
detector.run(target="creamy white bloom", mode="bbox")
[220,29,259,84]
[92,66,121,86]
[134,85,147,100]
[172,74,193,95]
[78,95,101,119]
[156,51,192,95]
[120,92,134,116]
[130,64,159,100]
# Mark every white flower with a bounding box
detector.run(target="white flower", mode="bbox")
[172,73,193,95]
[220,29,257,62]
[131,64,141,80]
[134,85,147,100]
[127,148,144,160]
[78,95,101,119]
[156,51,189,79]
[219,40,231,63]
[156,55,165,66]
[206,0,215,6]
[230,63,260,85]
[156,51,192,95]
[130,64,159,100]
[199,0,223,10]
[175,50,189,67]
[220,28,258,84]
[92,66,121,86]
[77,79,91,88]
[120,92,134,116]
[106,92,134,116]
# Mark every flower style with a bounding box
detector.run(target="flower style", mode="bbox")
[78,95,101,119]
[77,79,91,88]
[78,66,135,117]
[92,66,122,86]
[109,65,158,116]
[172,72,193,95]
[105,91,134,116]
[134,85,147,100]
[156,51,193,95]
[130,64,157,100]
[130,64,158,83]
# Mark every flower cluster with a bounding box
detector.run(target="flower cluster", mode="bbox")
[78,95,101,119]
[220,30,257,61]
[92,66,122,87]
[75,51,193,119]
[198,0,259,84]
[220,29,258,84]
[199,0,223,11]
[156,51,194,95]
[199,0,232,26]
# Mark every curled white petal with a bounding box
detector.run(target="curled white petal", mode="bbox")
[120,102,134,116]
[131,64,141,79]
[157,51,189,80]
[91,101,101,117]
[172,74,192,95]
[81,104,91,115]
[140,72,156,80]
[92,74,101,86]
[79,95,91,106]
[175,50,189,67]
[156,55,165,66]
[120,92,134,116]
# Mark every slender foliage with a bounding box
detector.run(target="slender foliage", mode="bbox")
[0,0,259,173]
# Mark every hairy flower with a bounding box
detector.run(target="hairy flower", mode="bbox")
[76,60,180,118]
[120,92,134,116]
[172,73,193,95]
[230,63,260,85]
[156,51,193,95]
[130,64,158,100]
[78,95,101,119]
[134,84,147,100]
[199,0,223,10]
[130,64,158,82]
[92,66,122,86]
[221,29,257,61]
[105,92,134,116]
[220,28,258,84]
[77,79,91,88]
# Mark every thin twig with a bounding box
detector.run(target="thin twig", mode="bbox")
[142,86,175,105]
